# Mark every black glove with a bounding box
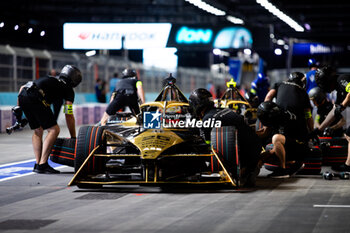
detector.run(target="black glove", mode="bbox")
[323,127,334,136]
[308,128,321,140]
[334,104,345,117]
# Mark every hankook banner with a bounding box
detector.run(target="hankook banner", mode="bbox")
[63,23,172,49]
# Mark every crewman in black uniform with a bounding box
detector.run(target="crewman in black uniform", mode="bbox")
[189,88,262,187]
[17,65,82,173]
[314,66,350,171]
[100,68,145,125]
[308,87,345,136]
[262,72,313,178]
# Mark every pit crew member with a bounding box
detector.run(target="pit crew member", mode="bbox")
[100,68,145,125]
[314,66,350,172]
[262,72,313,178]
[308,87,345,137]
[17,65,82,173]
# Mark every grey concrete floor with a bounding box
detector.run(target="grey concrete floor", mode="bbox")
[1,127,350,233]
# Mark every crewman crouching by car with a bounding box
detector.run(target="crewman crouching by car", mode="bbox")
[189,88,262,187]
[100,68,145,126]
[308,87,345,137]
[17,65,82,173]
[313,66,350,172]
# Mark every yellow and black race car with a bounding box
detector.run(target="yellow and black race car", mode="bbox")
[215,79,258,125]
[53,76,246,189]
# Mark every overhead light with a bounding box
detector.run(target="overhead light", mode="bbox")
[0,22,4,28]
[213,48,221,55]
[269,33,275,39]
[256,0,304,32]
[304,23,311,31]
[185,0,226,16]
[14,25,19,30]
[277,39,285,45]
[244,48,252,55]
[40,31,45,36]
[284,44,289,50]
[85,50,96,57]
[274,48,282,55]
[226,15,244,24]
[28,28,33,34]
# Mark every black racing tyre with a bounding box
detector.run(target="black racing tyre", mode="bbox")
[50,137,76,167]
[211,126,240,184]
[319,137,348,146]
[75,126,106,174]
[297,147,322,175]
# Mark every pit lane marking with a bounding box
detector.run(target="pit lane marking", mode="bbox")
[0,159,64,182]
[313,205,350,208]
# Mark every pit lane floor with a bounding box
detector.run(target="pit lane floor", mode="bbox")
[1,127,350,233]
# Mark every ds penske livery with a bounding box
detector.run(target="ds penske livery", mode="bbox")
[50,77,252,189]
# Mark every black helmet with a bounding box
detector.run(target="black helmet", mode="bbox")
[59,65,82,88]
[288,72,306,89]
[257,101,284,127]
[122,68,137,78]
[315,66,336,93]
[189,88,214,117]
[309,87,327,105]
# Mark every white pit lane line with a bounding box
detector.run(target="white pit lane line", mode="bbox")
[313,205,350,208]
[0,159,66,182]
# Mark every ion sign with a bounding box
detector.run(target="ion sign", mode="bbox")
[63,23,172,50]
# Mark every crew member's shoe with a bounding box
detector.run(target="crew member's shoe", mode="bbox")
[33,163,39,172]
[288,162,305,176]
[331,163,350,172]
[34,162,60,174]
[267,167,290,178]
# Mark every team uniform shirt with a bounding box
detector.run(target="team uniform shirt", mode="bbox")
[18,76,75,130]
[106,77,140,115]
[273,81,312,142]
[35,76,75,104]
[115,77,138,95]
[305,69,317,93]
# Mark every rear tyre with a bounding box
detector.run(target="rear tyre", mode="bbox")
[211,126,240,185]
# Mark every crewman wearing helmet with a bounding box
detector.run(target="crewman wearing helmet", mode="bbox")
[308,87,345,137]
[17,65,82,173]
[100,68,145,125]
[189,88,262,187]
[313,66,350,171]
[262,72,313,178]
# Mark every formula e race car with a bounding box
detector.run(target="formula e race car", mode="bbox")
[215,79,258,125]
[54,77,247,189]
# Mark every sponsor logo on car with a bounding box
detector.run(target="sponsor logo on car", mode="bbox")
[143,111,221,129]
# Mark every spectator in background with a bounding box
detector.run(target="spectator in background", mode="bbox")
[250,73,270,104]
[305,58,319,93]
[109,72,120,96]
[95,78,107,103]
